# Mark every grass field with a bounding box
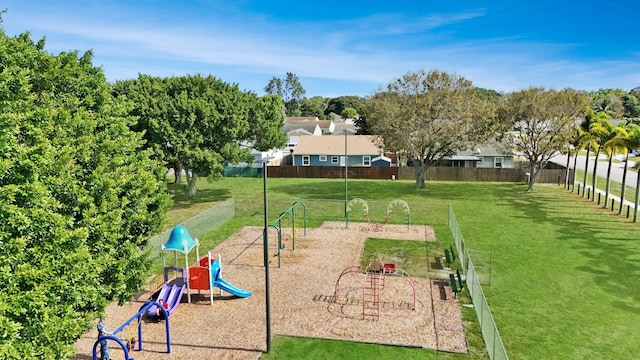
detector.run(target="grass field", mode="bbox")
[161,176,640,359]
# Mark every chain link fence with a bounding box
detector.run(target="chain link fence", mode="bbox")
[222,166,261,177]
[449,205,508,360]
[147,198,235,256]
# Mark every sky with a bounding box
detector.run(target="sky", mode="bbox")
[2,1,639,98]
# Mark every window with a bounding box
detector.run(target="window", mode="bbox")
[331,156,339,164]
[494,157,503,168]
[363,156,371,166]
[319,155,327,162]
[302,155,310,166]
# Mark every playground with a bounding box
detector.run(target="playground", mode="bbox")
[73,221,466,359]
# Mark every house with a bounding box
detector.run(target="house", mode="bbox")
[292,135,392,167]
[280,121,321,153]
[222,141,282,177]
[239,141,282,167]
[332,128,357,136]
[284,116,335,134]
[445,141,514,168]
[333,117,359,135]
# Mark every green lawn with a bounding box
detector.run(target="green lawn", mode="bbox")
[574,168,639,206]
[162,177,640,359]
[260,336,472,360]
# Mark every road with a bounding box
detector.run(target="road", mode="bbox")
[550,153,638,189]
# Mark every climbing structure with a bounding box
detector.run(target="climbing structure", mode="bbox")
[362,256,385,320]
[333,255,417,321]
[384,199,410,230]
[333,265,361,301]
[345,198,370,228]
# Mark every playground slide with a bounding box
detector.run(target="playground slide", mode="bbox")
[215,277,253,298]
[208,258,252,298]
[147,283,171,316]
[167,284,186,313]
[147,283,186,317]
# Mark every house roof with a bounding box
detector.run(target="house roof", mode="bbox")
[282,123,320,134]
[456,140,514,157]
[449,155,482,161]
[284,116,319,123]
[284,117,333,131]
[372,154,392,163]
[333,123,358,135]
[293,135,383,155]
[333,128,357,136]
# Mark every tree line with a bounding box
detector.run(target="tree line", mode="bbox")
[2,17,640,359]
[267,71,640,193]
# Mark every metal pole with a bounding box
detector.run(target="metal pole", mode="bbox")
[262,161,271,352]
[344,131,348,220]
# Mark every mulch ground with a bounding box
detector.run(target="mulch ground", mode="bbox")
[73,222,467,360]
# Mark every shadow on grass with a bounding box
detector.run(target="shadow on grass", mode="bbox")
[485,185,640,315]
[166,183,232,210]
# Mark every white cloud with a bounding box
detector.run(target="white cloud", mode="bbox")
[4,1,639,96]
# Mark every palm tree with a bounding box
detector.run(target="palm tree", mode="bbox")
[579,115,598,198]
[621,123,640,216]
[634,163,640,222]
[561,143,573,190]
[571,127,591,193]
[588,114,614,202]
[600,124,628,208]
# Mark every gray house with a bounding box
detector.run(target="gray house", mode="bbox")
[284,116,335,134]
[445,141,514,168]
[281,123,322,152]
[292,135,392,167]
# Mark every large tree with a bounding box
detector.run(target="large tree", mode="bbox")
[114,75,286,197]
[589,88,625,119]
[365,69,494,189]
[264,72,306,116]
[623,90,640,118]
[0,27,171,359]
[499,87,588,191]
[299,96,329,119]
[324,95,366,118]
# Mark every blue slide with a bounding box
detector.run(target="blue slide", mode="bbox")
[215,277,253,298]
[210,260,252,298]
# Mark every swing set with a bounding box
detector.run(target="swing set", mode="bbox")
[91,301,172,360]
[269,200,306,268]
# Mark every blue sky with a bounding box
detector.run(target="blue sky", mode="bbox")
[2,1,639,98]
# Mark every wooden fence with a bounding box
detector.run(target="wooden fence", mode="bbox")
[267,165,397,179]
[266,165,571,184]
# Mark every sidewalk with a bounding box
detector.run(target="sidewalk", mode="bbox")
[573,181,638,214]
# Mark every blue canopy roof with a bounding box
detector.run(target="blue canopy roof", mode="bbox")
[163,225,198,254]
